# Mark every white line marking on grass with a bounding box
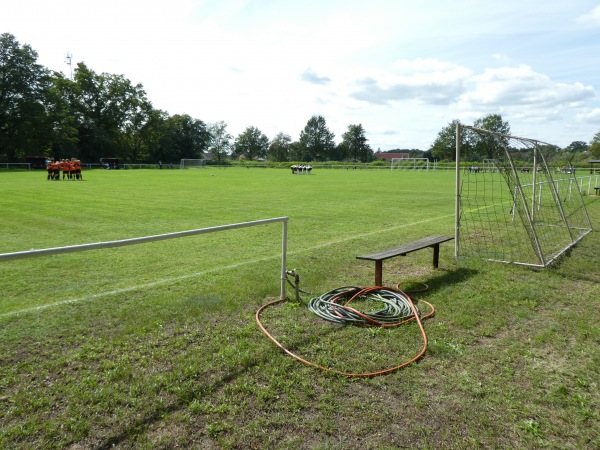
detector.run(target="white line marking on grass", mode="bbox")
[296,213,454,251]
[1,213,453,318]
[0,257,274,319]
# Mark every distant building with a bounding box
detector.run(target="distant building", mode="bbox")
[203,152,213,161]
[375,152,409,161]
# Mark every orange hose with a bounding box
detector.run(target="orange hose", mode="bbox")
[255,286,434,377]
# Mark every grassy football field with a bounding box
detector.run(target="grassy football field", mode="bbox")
[1,167,598,449]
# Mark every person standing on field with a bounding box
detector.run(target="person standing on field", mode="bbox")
[46,159,53,180]
[73,159,83,180]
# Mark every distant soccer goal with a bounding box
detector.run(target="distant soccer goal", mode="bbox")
[482,159,498,173]
[391,158,429,171]
[180,159,206,169]
[455,124,592,267]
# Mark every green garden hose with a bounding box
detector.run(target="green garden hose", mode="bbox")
[307,286,419,326]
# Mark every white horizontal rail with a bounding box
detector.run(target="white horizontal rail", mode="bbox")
[1,217,289,300]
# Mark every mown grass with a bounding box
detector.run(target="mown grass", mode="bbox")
[0,167,598,449]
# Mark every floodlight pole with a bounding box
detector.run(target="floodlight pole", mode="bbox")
[65,52,73,80]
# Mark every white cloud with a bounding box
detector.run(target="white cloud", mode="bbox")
[492,54,511,64]
[350,59,472,106]
[300,69,332,85]
[2,1,600,149]
[458,65,595,110]
[577,5,600,25]
[576,108,600,122]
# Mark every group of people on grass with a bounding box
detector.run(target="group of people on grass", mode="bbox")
[46,158,83,180]
[291,164,312,174]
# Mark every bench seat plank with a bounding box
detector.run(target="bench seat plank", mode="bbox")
[357,234,454,286]
[357,234,453,262]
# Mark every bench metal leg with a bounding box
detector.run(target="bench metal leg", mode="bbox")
[375,260,383,286]
[432,244,440,268]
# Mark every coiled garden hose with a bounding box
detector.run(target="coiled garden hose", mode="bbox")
[256,285,435,377]
[307,286,419,326]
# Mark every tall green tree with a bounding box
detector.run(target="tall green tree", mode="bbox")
[71,62,152,162]
[208,121,232,162]
[43,73,79,159]
[339,124,373,162]
[232,126,269,160]
[137,109,168,161]
[120,93,155,163]
[470,113,510,160]
[298,115,336,161]
[430,119,468,162]
[158,114,209,163]
[564,141,588,152]
[288,140,304,162]
[268,132,292,162]
[430,115,511,162]
[0,33,53,160]
[589,130,600,159]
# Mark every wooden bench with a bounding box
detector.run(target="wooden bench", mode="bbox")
[357,234,454,286]
[595,186,600,196]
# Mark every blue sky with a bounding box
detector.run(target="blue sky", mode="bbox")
[3,0,600,150]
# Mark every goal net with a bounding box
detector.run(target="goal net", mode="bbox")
[455,124,592,267]
[391,158,429,171]
[180,159,206,169]
[482,159,498,173]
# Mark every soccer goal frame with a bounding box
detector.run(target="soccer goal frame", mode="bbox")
[180,159,206,169]
[455,124,592,267]
[391,158,429,171]
[0,217,290,304]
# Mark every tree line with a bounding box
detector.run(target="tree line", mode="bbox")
[0,33,374,164]
[2,32,599,165]
[430,115,600,163]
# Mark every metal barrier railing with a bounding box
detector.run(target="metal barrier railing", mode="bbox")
[1,217,289,300]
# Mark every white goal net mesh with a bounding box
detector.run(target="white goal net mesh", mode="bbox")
[180,159,206,169]
[456,125,592,267]
[391,158,429,171]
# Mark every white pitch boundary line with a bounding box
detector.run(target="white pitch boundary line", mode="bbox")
[0,258,275,319]
[1,213,453,319]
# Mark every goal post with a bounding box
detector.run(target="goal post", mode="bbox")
[391,157,429,171]
[0,217,290,303]
[455,124,592,267]
[180,159,206,169]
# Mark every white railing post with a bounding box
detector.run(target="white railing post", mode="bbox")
[280,218,288,300]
